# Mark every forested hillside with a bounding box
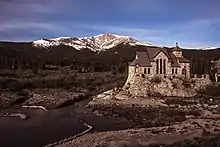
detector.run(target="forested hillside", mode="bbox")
[0,42,219,76]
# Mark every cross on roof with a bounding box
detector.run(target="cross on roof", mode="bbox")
[176,42,179,47]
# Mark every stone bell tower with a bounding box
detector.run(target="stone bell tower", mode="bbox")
[172,42,183,57]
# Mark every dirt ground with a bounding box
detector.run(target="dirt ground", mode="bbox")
[53,96,220,147]
[55,119,220,147]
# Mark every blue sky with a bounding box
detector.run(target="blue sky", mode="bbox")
[0,0,220,48]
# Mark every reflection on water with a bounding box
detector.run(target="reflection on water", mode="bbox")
[0,101,132,147]
[0,106,87,147]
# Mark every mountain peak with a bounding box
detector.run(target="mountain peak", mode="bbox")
[33,33,153,51]
[95,33,129,38]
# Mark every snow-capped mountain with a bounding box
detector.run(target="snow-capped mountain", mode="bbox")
[33,34,153,52]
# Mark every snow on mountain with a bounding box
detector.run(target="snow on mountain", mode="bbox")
[201,47,219,50]
[33,33,153,52]
[129,41,153,46]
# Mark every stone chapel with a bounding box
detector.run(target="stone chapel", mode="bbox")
[127,43,191,83]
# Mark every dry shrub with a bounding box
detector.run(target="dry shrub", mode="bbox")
[150,76,162,84]
[182,79,196,88]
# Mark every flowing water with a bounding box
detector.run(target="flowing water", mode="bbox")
[0,106,87,147]
[0,100,131,147]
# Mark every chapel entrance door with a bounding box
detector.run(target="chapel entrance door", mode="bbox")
[182,68,186,77]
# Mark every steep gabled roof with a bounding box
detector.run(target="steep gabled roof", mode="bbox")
[168,51,181,67]
[144,47,173,61]
[152,49,169,59]
[177,57,191,63]
[146,46,180,67]
[129,51,152,67]
[129,46,190,67]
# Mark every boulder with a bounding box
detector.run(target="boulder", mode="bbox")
[22,89,85,109]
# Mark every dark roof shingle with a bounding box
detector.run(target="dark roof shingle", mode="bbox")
[129,51,152,67]
[177,57,191,63]
[129,46,189,67]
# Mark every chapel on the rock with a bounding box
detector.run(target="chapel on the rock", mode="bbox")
[127,43,191,79]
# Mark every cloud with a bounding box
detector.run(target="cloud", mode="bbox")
[0,22,57,31]
[0,0,220,48]
[0,21,67,41]
[0,0,76,23]
[1,17,220,48]
[76,17,220,48]
[74,24,175,46]
[78,24,166,38]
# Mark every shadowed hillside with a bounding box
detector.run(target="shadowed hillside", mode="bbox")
[0,42,220,77]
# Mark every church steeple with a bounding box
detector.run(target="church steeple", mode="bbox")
[172,42,182,57]
[172,42,181,51]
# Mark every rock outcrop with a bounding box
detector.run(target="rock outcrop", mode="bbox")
[123,75,211,98]
[23,89,85,109]
[95,75,212,100]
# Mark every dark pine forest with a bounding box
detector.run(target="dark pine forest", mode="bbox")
[0,42,219,76]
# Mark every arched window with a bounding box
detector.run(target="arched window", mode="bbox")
[182,69,186,75]
[160,59,163,74]
[172,68,174,74]
[148,68,150,74]
[163,59,166,74]
[156,59,159,74]
[144,68,147,74]
[175,68,178,74]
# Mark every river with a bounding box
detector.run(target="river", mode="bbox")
[0,105,88,147]
[0,100,130,147]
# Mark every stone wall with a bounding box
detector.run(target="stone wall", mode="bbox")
[124,66,136,86]
[179,62,190,78]
[167,61,172,75]
[126,54,190,84]
[172,50,182,57]
[125,64,191,89]
[124,49,209,98]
